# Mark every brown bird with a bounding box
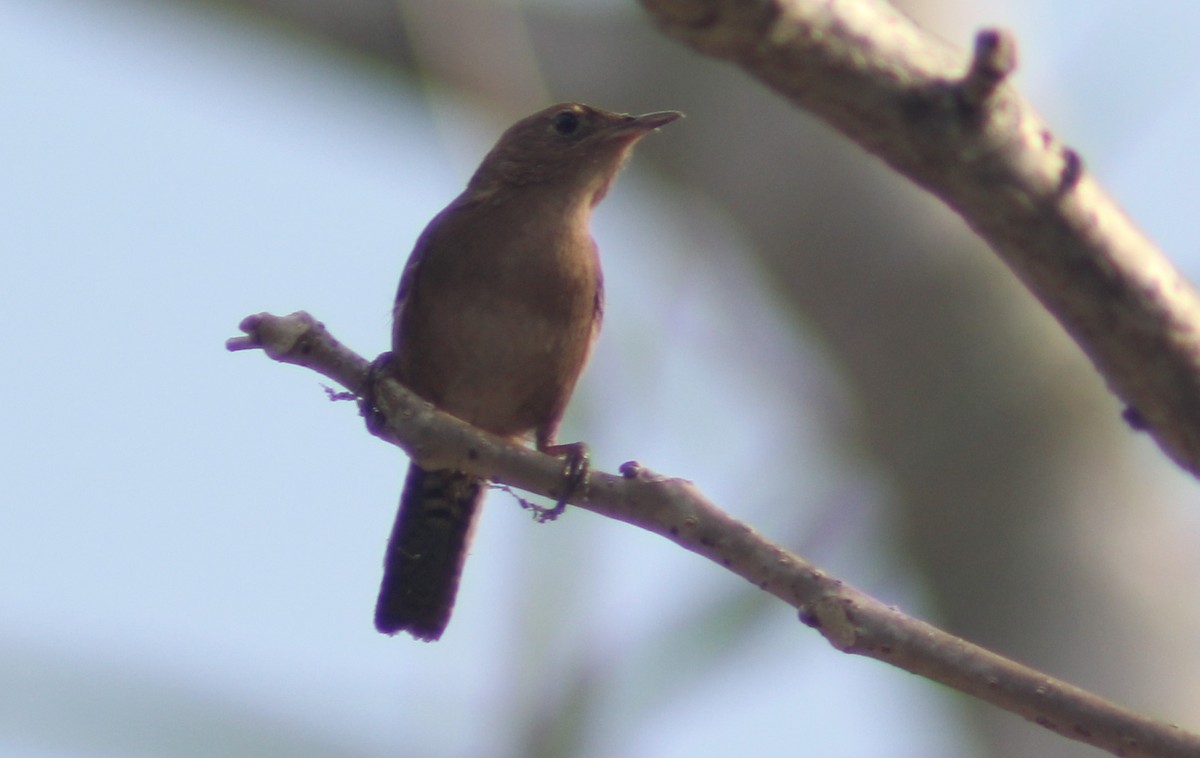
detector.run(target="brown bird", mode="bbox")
[375,102,682,641]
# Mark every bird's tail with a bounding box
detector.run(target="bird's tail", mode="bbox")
[375,464,484,641]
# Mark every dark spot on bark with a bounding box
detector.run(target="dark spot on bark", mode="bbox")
[1122,405,1148,431]
[1056,147,1083,195]
[900,89,942,126]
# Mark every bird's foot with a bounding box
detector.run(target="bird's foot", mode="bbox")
[361,352,395,436]
[529,441,589,523]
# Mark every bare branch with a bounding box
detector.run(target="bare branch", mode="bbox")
[637,0,1200,477]
[229,312,1200,757]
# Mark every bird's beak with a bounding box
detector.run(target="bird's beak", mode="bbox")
[629,110,685,131]
[605,110,684,141]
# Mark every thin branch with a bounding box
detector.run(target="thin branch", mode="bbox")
[229,311,1200,757]
[637,0,1200,477]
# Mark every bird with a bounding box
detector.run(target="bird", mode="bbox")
[374,102,682,641]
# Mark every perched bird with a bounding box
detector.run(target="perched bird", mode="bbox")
[375,102,682,641]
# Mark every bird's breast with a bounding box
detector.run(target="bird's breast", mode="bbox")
[394,210,602,439]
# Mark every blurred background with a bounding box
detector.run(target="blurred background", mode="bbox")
[4,0,1200,755]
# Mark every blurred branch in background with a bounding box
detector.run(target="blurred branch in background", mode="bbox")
[639,0,1200,478]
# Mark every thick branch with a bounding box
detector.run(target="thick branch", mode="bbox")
[637,0,1200,476]
[229,312,1200,757]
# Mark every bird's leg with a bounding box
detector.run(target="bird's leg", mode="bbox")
[361,352,395,436]
[531,436,590,523]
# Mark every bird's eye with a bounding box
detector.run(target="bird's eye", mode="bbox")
[552,110,581,136]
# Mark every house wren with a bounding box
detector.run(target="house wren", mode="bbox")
[375,103,681,641]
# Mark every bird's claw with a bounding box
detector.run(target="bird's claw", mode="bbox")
[361,352,395,435]
[531,442,589,523]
